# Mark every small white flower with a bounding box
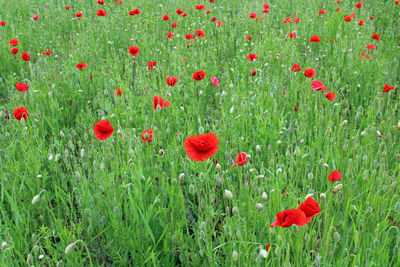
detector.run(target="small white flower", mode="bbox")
[1,241,9,249]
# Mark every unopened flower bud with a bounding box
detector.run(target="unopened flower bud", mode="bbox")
[216,163,221,171]
[159,149,164,156]
[275,247,282,257]
[277,140,282,145]
[232,206,239,215]
[37,174,42,179]
[256,145,261,152]
[320,193,326,200]
[64,242,76,254]
[224,189,233,199]
[323,163,329,168]
[262,192,267,200]
[259,249,268,258]
[32,194,41,204]
[256,203,263,210]
[60,131,65,138]
[179,173,185,181]
[333,184,343,194]
[232,250,238,261]
[1,242,9,249]
[333,232,341,242]
[38,254,45,260]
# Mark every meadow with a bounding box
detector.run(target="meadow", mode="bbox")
[0,0,399,266]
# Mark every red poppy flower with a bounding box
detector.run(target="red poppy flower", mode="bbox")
[13,106,28,121]
[246,36,252,40]
[76,62,87,70]
[33,14,39,20]
[382,83,395,93]
[288,32,297,38]
[211,17,217,22]
[359,20,364,26]
[297,197,321,223]
[325,90,337,101]
[166,76,178,87]
[185,34,195,40]
[16,82,29,93]
[329,169,342,182]
[97,0,104,5]
[370,16,374,20]
[311,80,327,91]
[182,13,187,17]
[0,21,5,26]
[372,33,380,41]
[152,96,170,110]
[233,152,248,168]
[129,46,140,57]
[247,53,258,62]
[283,17,291,23]
[304,68,316,78]
[355,1,363,8]
[163,14,169,21]
[176,8,183,15]
[336,8,341,12]
[94,120,114,140]
[262,8,269,13]
[366,44,376,50]
[75,12,83,17]
[141,129,153,145]
[42,50,52,55]
[9,39,18,46]
[266,244,272,252]
[166,31,174,38]
[294,106,298,112]
[65,6,70,10]
[10,48,19,55]
[193,70,206,81]
[129,9,141,15]
[344,15,352,22]
[21,52,30,61]
[396,0,399,6]
[270,209,307,228]
[250,70,256,76]
[96,9,106,16]
[291,64,301,72]
[210,0,215,3]
[249,12,257,18]
[195,5,205,11]
[215,21,224,27]
[195,30,205,38]
[206,10,211,14]
[147,61,156,71]
[310,35,321,43]
[171,22,179,27]
[184,132,219,162]
[319,9,326,14]
[211,77,219,88]
[114,88,122,96]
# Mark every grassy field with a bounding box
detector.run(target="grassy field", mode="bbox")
[0,0,399,266]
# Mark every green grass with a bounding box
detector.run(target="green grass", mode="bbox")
[0,0,399,266]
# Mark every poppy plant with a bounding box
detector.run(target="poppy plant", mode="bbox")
[9,39,18,46]
[94,120,114,140]
[310,35,321,43]
[75,12,83,17]
[163,14,169,21]
[195,5,205,11]
[114,88,122,96]
[211,77,219,88]
[195,30,205,38]
[16,82,29,93]
[372,33,380,41]
[13,107,29,121]
[325,90,337,101]
[141,129,153,145]
[171,23,179,27]
[176,8,183,15]
[129,9,141,15]
[247,53,258,62]
[152,96,170,110]
[297,197,321,223]
[97,0,104,5]
[311,80,327,91]
[21,52,30,61]
[166,32,174,38]
[304,68,316,78]
[166,76,178,87]
[76,62,87,70]
[0,21,5,26]
[147,61,156,71]
[193,70,206,81]
[291,64,301,72]
[318,9,326,14]
[10,48,19,55]
[366,44,376,50]
[355,1,363,8]
[249,12,257,18]
[329,169,342,182]
[65,6,70,10]
[185,34,195,40]
[288,32,297,38]
[359,20,364,26]
[42,50,52,55]
[382,83,395,93]
[129,46,140,57]
[270,209,306,228]
[250,70,256,76]
[184,132,219,162]
[96,9,106,16]
[233,152,248,168]
[33,14,39,20]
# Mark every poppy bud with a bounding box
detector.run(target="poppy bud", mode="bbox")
[199,90,203,96]
[333,184,343,194]
[216,163,221,171]
[307,173,314,180]
[37,174,42,179]
[320,193,326,200]
[179,173,185,181]
[60,131,65,138]
[1,241,9,249]
[277,140,282,145]
[259,249,268,258]
[256,203,263,210]
[232,206,239,215]
[39,254,45,260]
[276,168,282,174]
[270,189,275,194]
[333,232,341,242]
[159,149,164,155]
[189,184,195,194]
[32,194,41,204]
[323,163,329,168]
[232,250,238,261]
[80,149,85,158]
[224,189,233,199]
[117,129,121,135]
[262,192,267,200]
[64,242,76,254]
[256,145,261,152]
[275,247,282,257]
